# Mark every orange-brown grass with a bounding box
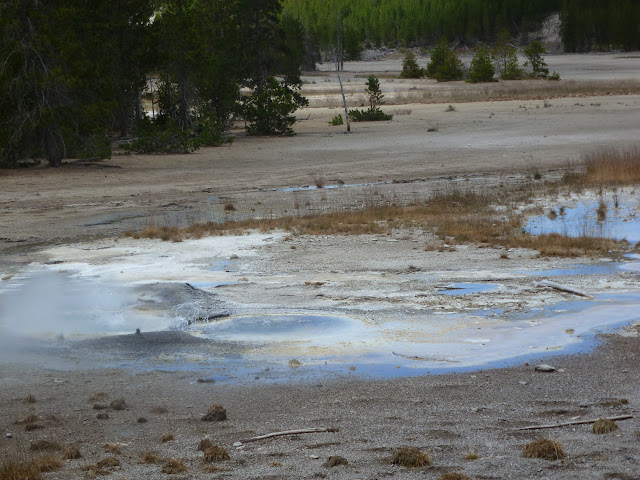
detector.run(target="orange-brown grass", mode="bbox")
[522,438,566,460]
[438,473,472,480]
[391,447,432,467]
[162,459,187,474]
[0,459,43,480]
[139,452,164,464]
[34,455,63,473]
[126,188,627,258]
[161,433,175,443]
[203,446,230,463]
[565,145,640,186]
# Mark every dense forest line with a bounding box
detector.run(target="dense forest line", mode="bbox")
[282,0,640,55]
[0,0,308,167]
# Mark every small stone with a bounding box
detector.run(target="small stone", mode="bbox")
[535,364,556,372]
[622,369,629,373]
[519,381,528,385]
[310,455,320,460]
[233,442,243,448]
[579,403,589,408]
[6,433,13,438]
[230,254,239,260]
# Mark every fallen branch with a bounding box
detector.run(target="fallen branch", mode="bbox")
[238,427,339,444]
[533,280,593,299]
[515,415,632,431]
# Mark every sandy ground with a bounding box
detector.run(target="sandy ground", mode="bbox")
[1,54,640,479]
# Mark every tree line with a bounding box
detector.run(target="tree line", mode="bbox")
[283,0,640,56]
[0,0,308,167]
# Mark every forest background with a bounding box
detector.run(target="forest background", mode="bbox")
[1,0,638,167]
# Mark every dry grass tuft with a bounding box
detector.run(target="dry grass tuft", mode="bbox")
[314,174,325,189]
[197,439,214,451]
[96,457,120,469]
[30,440,61,452]
[139,452,164,464]
[463,451,480,461]
[522,438,566,460]
[323,456,348,467]
[61,443,82,460]
[25,394,37,404]
[15,413,39,425]
[34,455,63,473]
[89,392,108,402]
[81,465,109,476]
[201,404,227,422]
[103,443,121,455]
[592,418,620,434]
[109,398,126,411]
[0,459,43,480]
[161,433,175,443]
[391,447,432,467]
[223,201,236,211]
[438,473,472,480]
[162,458,188,474]
[203,446,230,463]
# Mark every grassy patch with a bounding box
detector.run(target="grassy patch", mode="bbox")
[126,183,629,258]
[201,404,227,422]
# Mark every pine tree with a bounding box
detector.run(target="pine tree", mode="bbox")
[399,51,423,78]
[425,37,463,82]
[467,47,496,83]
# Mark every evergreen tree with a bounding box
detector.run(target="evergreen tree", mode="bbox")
[492,29,523,80]
[467,47,495,83]
[425,37,463,82]
[523,41,549,78]
[399,51,423,78]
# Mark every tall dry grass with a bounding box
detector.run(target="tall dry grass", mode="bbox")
[583,145,640,185]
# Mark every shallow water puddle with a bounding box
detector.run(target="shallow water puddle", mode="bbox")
[197,314,365,344]
[526,198,640,243]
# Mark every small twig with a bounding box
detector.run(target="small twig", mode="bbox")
[239,427,339,444]
[515,415,632,431]
[533,280,593,299]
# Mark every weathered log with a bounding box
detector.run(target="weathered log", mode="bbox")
[515,415,632,431]
[238,427,339,444]
[534,280,593,299]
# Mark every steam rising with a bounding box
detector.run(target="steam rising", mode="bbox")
[0,271,139,338]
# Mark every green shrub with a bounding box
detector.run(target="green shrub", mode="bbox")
[329,114,344,125]
[349,109,392,122]
[124,118,201,154]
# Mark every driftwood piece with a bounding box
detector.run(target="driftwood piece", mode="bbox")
[533,280,593,299]
[515,415,632,431]
[239,427,339,444]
